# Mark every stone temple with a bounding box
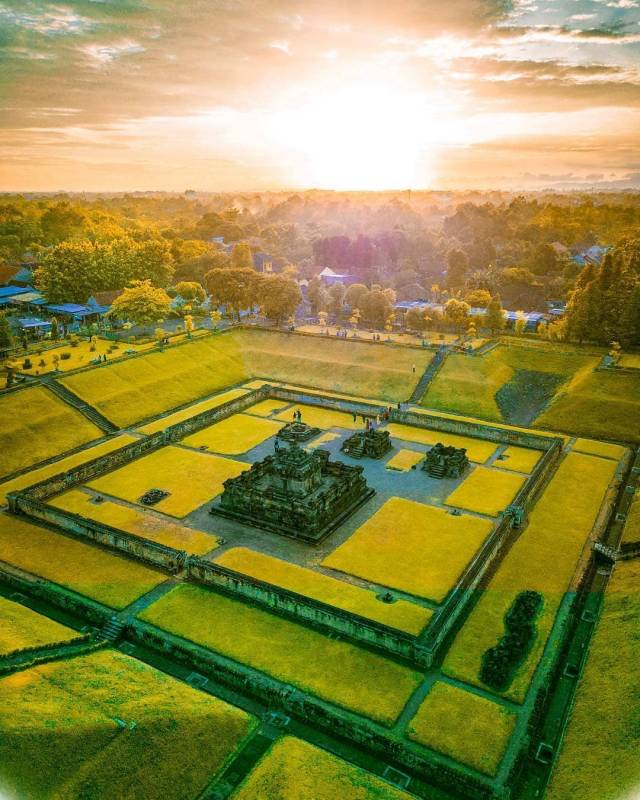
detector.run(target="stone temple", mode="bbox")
[211,440,374,543]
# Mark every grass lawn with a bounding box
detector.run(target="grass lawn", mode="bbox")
[50,489,218,555]
[384,422,497,464]
[244,398,291,417]
[231,736,415,800]
[137,387,249,434]
[385,448,424,472]
[275,403,362,430]
[0,433,137,505]
[234,328,432,402]
[494,445,542,473]
[306,432,341,449]
[621,493,639,545]
[443,452,618,703]
[215,547,432,635]
[536,369,640,443]
[322,497,493,604]
[0,596,80,656]
[88,445,249,518]
[445,466,526,517]
[571,438,628,461]
[60,334,249,427]
[182,413,282,455]
[0,385,101,479]
[0,649,254,800]
[618,353,640,369]
[0,513,165,609]
[13,337,155,375]
[546,559,640,800]
[139,583,422,726]
[406,681,516,776]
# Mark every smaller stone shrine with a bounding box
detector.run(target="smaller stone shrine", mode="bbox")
[211,440,374,543]
[341,428,392,459]
[277,421,321,443]
[422,443,469,479]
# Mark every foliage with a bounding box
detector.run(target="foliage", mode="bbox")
[465,288,492,307]
[175,280,206,304]
[0,313,13,350]
[446,248,469,289]
[140,583,422,725]
[215,547,431,635]
[445,466,526,517]
[205,267,259,319]
[231,241,254,269]
[444,298,470,330]
[480,591,543,691]
[259,274,302,324]
[108,279,172,326]
[360,288,392,328]
[322,496,493,604]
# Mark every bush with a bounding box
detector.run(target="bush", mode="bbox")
[60,352,71,361]
[22,358,32,370]
[38,359,46,367]
[480,591,543,691]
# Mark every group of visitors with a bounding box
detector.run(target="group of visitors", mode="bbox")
[351,405,395,430]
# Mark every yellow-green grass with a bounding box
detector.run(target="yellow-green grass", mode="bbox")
[621,493,639,545]
[306,431,341,449]
[0,433,137,506]
[0,513,165,609]
[445,467,526,517]
[572,438,628,461]
[244,398,290,417]
[443,452,617,703]
[0,596,79,655]
[0,649,254,800]
[385,422,497,464]
[275,403,361,430]
[0,385,101,479]
[234,328,432,402]
[618,353,640,369]
[231,736,415,800]
[10,337,155,375]
[137,387,249,434]
[60,334,249,427]
[139,583,422,725]
[385,448,424,472]
[88,445,249,518]
[182,413,282,455]
[276,383,386,407]
[495,445,542,473]
[296,323,459,346]
[407,681,516,776]
[50,489,218,555]
[546,559,640,800]
[536,369,640,443]
[322,497,493,604]
[215,547,432,635]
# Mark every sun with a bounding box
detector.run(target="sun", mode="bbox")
[268,82,438,190]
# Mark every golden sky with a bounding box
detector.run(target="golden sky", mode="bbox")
[1,0,639,191]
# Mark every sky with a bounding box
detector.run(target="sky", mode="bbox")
[0,0,639,192]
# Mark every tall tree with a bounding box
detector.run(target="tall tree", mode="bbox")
[205,267,258,320]
[231,242,254,270]
[446,249,469,289]
[107,280,171,327]
[444,298,470,331]
[0,313,13,350]
[259,275,302,325]
[484,295,505,334]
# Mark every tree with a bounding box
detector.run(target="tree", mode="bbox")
[133,239,174,287]
[307,277,329,315]
[361,290,392,329]
[465,288,492,308]
[484,295,505,334]
[35,241,97,303]
[405,306,429,333]
[175,281,206,305]
[205,267,258,320]
[259,275,302,325]
[344,283,368,309]
[444,298,470,331]
[0,313,13,350]
[514,310,527,335]
[231,242,254,270]
[107,280,171,327]
[328,284,346,317]
[50,317,59,340]
[446,249,468,289]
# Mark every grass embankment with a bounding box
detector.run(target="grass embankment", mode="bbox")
[12,337,156,375]
[322,497,493,604]
[0,649,254,800]
[407,681,516,776]
[139,583,422,726]
[0,433,136,505]
[215,547,432,635]
[0,386,101,479]
[275,403,362,430]
[60,334,249,427]
[384,422,497,464]
[88,445,249,518]
[495,445,542,473]
[546,559,640,800]
[244,398,290,417]
[443,452,618,703]
[182,413,282,455]
[445,466,526,517]
[137,387,249,434]
[50,489,218,555]
[621,492,640,545]
[231,736,414,800]
[234,328,432,402]
[0,596,79,655]
[572,438,628,461]
[0,513,165,609]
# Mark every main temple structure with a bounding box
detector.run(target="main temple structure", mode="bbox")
[211,440,374,543]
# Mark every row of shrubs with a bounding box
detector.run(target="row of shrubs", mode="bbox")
[480,590,544,691]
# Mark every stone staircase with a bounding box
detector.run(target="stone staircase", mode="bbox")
[43,377,118,433]
[409,349,446,404]
[99,616,127,643]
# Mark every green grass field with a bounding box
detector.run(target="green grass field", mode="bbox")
[139,583,422,726]
[0,649,254,800]
[0,596,80,656]
[0,386,101,479]
[547,559,640,800]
